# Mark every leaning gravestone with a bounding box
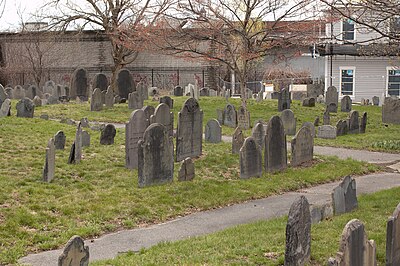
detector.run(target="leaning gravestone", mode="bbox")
[100,124,116,145]
[70,68,88,100]
[382,97,400,124]
[278,88,290,111]
[178,157,195,181]
[81,130,90,147]
[58,235,89,266]
[142,105,155,125]
[265,116,287,173]
[252,122,266,149]
[360,112,367,134]
[105,88,114,108]
[323,110,330,125]
[326,86,338,113]
[372,96,379,106]
[328,219,376,266]
[341,95,352,112]
[117,68,134,99]
[138,123,174,187]
[232,127,245,154]
[281,109,296,136]
[43,138,55,182]
[205,119,222,143]
[237,106,250,129]
[291,126,313,167]
[174,86,183,96]
[348,110,360,134]
[68,122,83,164]
[54,131,66,150]
[90,88,103,111]
[16,98,34,118]
[317,125,337,139]
[285,196,311,266]
[125,109,147,169]
[0,99,11,117]
[336,120,348,136]
[223,103,237,128]
[386,202,400,266]
[128,91,143,110]
[150,103,174,137]
[240,137,262,179]
[93,73,108,92]
[160,96,174,109]
[332,175,357,215]
[176,98,203,162]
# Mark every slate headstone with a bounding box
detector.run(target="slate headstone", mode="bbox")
[0,99,11,117]
[386,202,400,266]
[291,126,313,167]
[251,122,266,149]
[223,103,237,128]
[232,127,244,154]
[265,116,287,173]
[105,88,114,108]
[326,86,338,113]
[174,86,183,96]
[348,110,360,134]
[16,98,34,118]
[317,125,337,139]
[240,137,263,179]
[68,122,82,164]
[100,124,116,145]
[43,138,56,182]
[81,130,90,147]
[200,87,209,96]
[341,95,352,112]
[150,103,174,137]
[237,106,250,129]
[372,96,379,106]
[125,109,147,169]
[278,88,290,111]
[128,91,143,110]
[58,235,89,266]
[313,117,320,127]
[302,97,315,107]
[281,109,296,136]
[117,68,133,99]
[70,68,88,99]
[216,109,224,125]
[142,105,155,125]
[136,81,148,100]
[159,96,174,109]
[332,175,357,215]
[382,97,400,124]
[359,112,367,134]
[336,120,348,136]
[26,85,39,100]
[54,131,66,150]
[93,73,108,92]
[323,110,330,125]
[205,119,222,143]
[90,88,103,111]
[178,157,195,182]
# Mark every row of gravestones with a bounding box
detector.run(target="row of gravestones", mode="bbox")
[217,104,251,130]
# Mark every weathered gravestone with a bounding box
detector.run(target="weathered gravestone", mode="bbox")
[328,219,376,266]
[240,137,262,179]
[70,68,88,100]
[382,97,400,124]
[13,85,25,99]
[336,120,348,136]
[160,95,174,109]
[341,95,352,112]
[317,125,337,139]
[68,122,83,164]
[105,88,114,108]
[0,99,11,117]
[291,126,313,167]
[372,96,379,106]
[117,68,134,99]
[93,73,108,92]
[178,157,195,182]
[360,112,367,134]
[281,109,296,136]
[100,124,116,145]
[348,110,360,134]
[278,88,291,111]
[200,87,209,96]
[205,119,222,143]
[326,86,338,112]
[128,91,143,110]
[332,175,357,215]
[174,86,183,96]
[176,98,203,162]
[54,131,66,150]
[307,83,324,98]
[101,90,106,104]
[43,138,55,182]
[44,80,55,93]
[209,89,217,97]
[142,105,155,126]
[16,98,34,118]
[216,109,224,125]
[237,106,250,129]
[58,235,89,266]
[285,196,311,266]
[81,130,90,147]
[223,104,237,128]
[232,127,245,154]
[26,85,40,100]
[0,84,6,102]
[265,116,287,173]
[386,202,400,266]
[4,87,12,99]
[323,110,330,125]
[125,109,147,169]
[33,96,42,107]
[136,81,148,101]
[90,88,103,111]
[150,103,174,137]
[138,123,174,187]
[302,97,315,107]
[252,122,266,149]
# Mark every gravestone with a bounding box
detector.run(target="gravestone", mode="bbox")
[160,96,174,109]
[223,104,237,128]
[359,112,367,134]
[0,99,11,117]
[125,109,147,169]
[174,86,183,96]
[81,130,90,147]
[101,90,106,104]
[93,73,108,92]
[26,85,39,100]
[43,138,56,182]
[341,95,352,112]
[328,219,376,266]
[216,109,224,125]
[237,106,250,129]
[13,85,25,99]
[265,116,287,173]
[176,98,203,161]
[278,88,291,111]
[40,114,49,120]
[90,88,103,111]
[336,120,348,136]
[138,123,174,187]
[128,91,143,110]
[100,124,116,145]
[326,86,338,112]
[372,96,379,106]
[323,110,330,125]
[33,96,42,107]
[54,131,66,150]
[302,97,315,107]
[4,87,12,99]
[117,68,133,99]
[285,196,311,266]
[58,235,89,266]
[150,103,174,137]
[252,122,266,149]
[291,126,313,167]
[232,127,245,154]
[136,81,148,101]
[281,109,296,136]
[386,202,400,266]
[68,122,83,164]
[382,97,400,124]
[314,117,320,127]
[149,87,159,97]
[200,87,209,96]
[44,80,55,92]
[0,85,6,102]
[80,117,90,128]
[332,175,357,215]
[209,89,217,96]
[348,110,360,134]
[307,83,324,98]
[105,88,114,108]
[317,94,324,103]
[70,68,88,99]
[178,157,195,181]
[240,137,262,179]
[16,98,34,118]
[317,125,337,139]
[205,119,222,143]
[142,105,155,125]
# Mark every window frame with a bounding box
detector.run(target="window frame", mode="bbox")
[341,18,356,42]
[339,66,356,97]
[386,66,400,97]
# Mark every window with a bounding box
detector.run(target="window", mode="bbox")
[340,68,355,96]
[342,19,355,41]
[388,68,400,96]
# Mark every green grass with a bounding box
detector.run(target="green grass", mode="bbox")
[0,115,377,264]
[93,186,400,266]
[33,96,400,152]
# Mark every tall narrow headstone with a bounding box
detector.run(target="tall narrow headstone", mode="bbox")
[117,68,133,99]
[58,235,89,266]
[142,105,155,126]
[332,175,357,215]
[278,88,291,111]
[348,110,360,134]
[128,91,143,110]
[125,109,147,169]
[43,138,56,182]
[223,104,237,128]
[281,109,296,136]
[81,130,90,147]
[16,98,34,118]
[136,81,148,100]
[138,123,174,187]
[93,73,108,92]
[240,137,262,179]
[68,122,82,164]
[386,202,400,266]
[232,127,244,154]
[150,103,174,136]
[54,131,66,150]
[104,88,114,108]
[360,112,367,134]
[265,116,287,173]
[90,88,103,111]
[326,86,338,113]
[0,84,6,102]
[100,124,116,145]
[323,110,330,125]
[291,126,313,167]
[237,106,250,129]
[70,68,88,99]
[205,119,222,143]
[341,95,352,112]
[251,122,266,149]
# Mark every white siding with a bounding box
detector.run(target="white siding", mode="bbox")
[328,20,383,44]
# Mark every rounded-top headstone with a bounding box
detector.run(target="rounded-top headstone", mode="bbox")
[205,119,222,143]
[16,98,34,118]
[281,109,296,136]
[100,124,116,145]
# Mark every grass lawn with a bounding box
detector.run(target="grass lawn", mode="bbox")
[32,96,400,152]
[93,186,400,266]
[0,115,378,264]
